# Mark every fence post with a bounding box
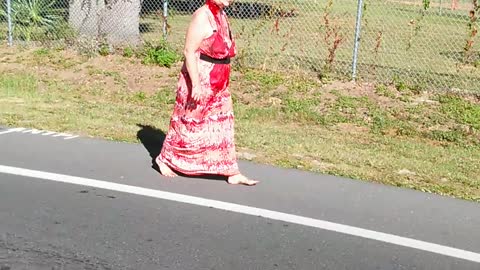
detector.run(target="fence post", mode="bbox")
[7,0,13,46]
[163,0,168,39]
[351,0,364,81]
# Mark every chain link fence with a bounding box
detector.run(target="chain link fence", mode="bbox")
[359,0,480,92]
[0,0,479,92]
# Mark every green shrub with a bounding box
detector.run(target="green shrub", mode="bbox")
[140,39,180,68]
[98,43,110,56]
[0,0,70,42]
[438,94,480,129]
[123,47,134,58]
[429,129,465,143]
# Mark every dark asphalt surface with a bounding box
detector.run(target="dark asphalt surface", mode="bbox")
[0,125,479,269]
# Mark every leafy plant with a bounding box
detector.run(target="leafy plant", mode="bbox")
[422,0,431,10]
[98,43,110,56]
[123,47,134,58]
[463,0,480,64]
[260,3,296,70]
[0,0,67,41]
[140,39,180,67]
[321,0,345,74]
[429,129,465,143]
[438,94,480,129]
[375,83,395,98]
[406,0,431,50]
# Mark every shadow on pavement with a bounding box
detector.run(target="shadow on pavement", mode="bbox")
[136,124,226,182]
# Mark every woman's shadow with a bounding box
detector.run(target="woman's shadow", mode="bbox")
[136,124,166,173]
[136,124,226,181]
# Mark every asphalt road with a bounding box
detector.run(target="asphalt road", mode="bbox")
[0,125,479,270]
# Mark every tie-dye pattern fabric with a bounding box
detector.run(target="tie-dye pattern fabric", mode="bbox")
[156,6,239,176]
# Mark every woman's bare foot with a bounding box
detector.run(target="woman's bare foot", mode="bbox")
[156,160,178,178]
[227,174,259,186]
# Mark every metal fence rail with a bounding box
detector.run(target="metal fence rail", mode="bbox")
[1,0,479,92]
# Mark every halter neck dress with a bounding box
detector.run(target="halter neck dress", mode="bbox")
[156,4,240,176]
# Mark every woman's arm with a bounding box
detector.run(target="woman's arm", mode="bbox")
[183,9,211,103]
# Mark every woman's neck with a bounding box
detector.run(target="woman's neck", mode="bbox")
[206,0,221,15]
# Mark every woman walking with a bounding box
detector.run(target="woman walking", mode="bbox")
[156,0,259,186]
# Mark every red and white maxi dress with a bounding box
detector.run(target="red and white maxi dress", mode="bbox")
[156,5,240,176]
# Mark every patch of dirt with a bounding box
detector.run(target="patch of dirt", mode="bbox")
[82,54,182,93]
[309,159,336,171]
[0,46,181,94]
[322,80,406,109]
[333,123,369,134]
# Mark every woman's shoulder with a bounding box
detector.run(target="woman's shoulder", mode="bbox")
[191,5,215,28]
[192,5,210,19]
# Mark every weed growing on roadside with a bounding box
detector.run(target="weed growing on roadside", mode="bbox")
[140,39,180,67]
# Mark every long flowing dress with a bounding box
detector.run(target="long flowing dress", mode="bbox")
[156,5,239,176]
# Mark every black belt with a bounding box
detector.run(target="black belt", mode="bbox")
[200,53,231,64]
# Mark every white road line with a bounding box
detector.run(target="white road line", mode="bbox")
[0,164,479,264]
[52,133,79,140]
[52,132,72,137]
[0,127,25,135]
[0,127,79,140]
[41,131,57,136]
[0,130,14,135]
[21,129,44,134]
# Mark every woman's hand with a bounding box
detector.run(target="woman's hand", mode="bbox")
[191,84,204,103]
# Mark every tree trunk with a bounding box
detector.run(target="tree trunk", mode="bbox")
[68,0,142,46]
[68,0,104,38]
[99,0,142,46]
